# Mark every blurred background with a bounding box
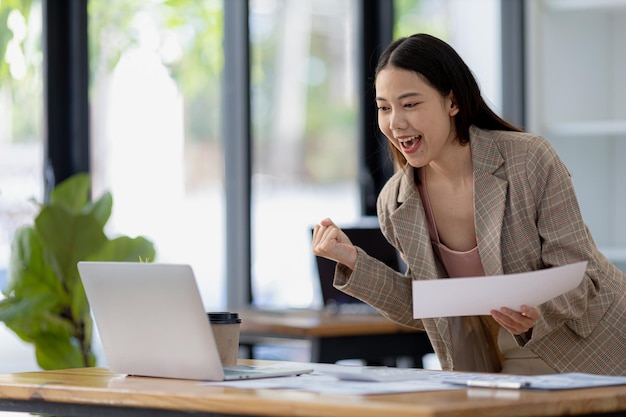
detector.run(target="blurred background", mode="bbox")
[2,0,624,376]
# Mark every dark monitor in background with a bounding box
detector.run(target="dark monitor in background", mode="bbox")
[313,217,403,312]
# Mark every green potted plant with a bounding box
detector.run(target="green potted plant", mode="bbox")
[0,173,156,370]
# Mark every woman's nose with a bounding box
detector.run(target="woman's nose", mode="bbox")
[389,110,407,130]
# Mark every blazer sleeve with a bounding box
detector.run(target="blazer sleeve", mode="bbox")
[333,247,425,331]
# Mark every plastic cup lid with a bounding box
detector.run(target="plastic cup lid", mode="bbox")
[207,312,242,324]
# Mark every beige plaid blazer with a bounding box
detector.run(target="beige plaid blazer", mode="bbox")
[335,126,626,375]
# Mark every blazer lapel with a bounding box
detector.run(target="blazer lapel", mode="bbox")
[470,127,508,276]
[389,169,439,279]
[389,168,453,355]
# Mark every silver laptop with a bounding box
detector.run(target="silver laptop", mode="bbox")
[77,261,313,381]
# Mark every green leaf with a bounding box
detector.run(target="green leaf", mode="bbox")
[35,205,108,278]
[0,295,65,344]
[82,311,94,358]
[70,276,91,328]
[49,172,91,214]
[33,333,85,370]
[0,294,56,325]
[92,236,157,262]
[85,191,113,228]
[7,227,66,300]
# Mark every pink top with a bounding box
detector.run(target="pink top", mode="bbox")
[417,168,501,372]
[417,168,485,278]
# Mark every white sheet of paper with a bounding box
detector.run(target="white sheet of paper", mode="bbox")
[412,261,587,318]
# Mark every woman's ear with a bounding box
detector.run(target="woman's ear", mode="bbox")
[447,91,459,117]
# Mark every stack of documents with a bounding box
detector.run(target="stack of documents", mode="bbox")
[205,361,626,395]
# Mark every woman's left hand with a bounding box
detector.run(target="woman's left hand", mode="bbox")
[490,305,540,336]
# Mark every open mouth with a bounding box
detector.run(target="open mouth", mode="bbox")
[398,135,422,152]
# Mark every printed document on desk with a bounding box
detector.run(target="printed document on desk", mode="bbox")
[436,372,626,391]
[205,363,460,395]
[412,261,587,318]
[205,363,626,393]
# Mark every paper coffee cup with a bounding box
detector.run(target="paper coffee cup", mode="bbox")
[207,312,242,367]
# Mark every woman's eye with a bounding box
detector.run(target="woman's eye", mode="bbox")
[377,106,389,112]
[404,102,417,108]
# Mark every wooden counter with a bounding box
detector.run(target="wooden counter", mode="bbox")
[0,364,625,417]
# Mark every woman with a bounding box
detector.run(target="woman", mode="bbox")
[312,33,626,375]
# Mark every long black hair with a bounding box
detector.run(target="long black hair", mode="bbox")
[375,33,522,167]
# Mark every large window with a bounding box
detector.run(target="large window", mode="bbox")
[249,0,503,309]
[89,1,226,310]
[250,0,360,309]
[0,0,43,373]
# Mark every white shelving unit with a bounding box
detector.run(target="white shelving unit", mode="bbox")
[525,0,626,271]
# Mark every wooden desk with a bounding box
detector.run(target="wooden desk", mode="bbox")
[238,308,434,366]
[0,365,625,417]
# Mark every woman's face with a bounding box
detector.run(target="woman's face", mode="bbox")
[375,66,459,168]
